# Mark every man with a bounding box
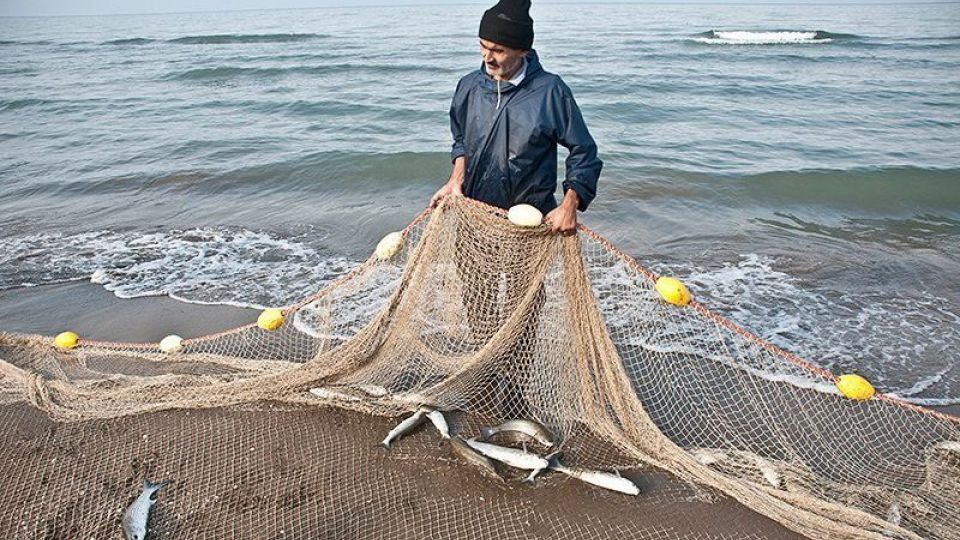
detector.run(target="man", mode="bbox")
[428,1,602,417]
[430,0,603,235]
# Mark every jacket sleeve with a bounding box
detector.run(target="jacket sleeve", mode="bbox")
[449,78,467,164]
[554,82,602,212]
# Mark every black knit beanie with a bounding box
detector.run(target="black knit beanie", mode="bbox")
[479,0,534,51]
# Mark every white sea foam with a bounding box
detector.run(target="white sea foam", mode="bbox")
[695,31,832,45]
[2,228,957,406]
[0,228,359,309]
[592,253,960,406]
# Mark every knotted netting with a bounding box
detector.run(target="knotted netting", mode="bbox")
[0,196,957,539]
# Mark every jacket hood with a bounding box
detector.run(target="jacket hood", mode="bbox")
[478,49,543,94]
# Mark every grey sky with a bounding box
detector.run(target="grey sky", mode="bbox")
[0,0,922,18]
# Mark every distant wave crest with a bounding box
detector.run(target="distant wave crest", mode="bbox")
[164,63,454,82]
[97,33,327,47]
[167,33,327,44]
[693,30,857,45]
[101,37,157,46]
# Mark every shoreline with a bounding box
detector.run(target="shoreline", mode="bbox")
[1,281,956,419]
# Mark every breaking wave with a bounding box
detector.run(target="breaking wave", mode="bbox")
[693,30,857,45]
[0,228,358,310]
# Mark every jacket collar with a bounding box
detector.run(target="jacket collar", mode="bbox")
[478,49,542,93]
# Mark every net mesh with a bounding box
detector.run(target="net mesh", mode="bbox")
[0,196,957,540]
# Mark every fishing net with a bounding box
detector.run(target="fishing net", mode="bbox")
[0,196,957,539]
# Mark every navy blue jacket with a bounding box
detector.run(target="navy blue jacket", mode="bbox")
[449,50,602,213]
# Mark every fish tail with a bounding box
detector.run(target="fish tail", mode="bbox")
[522,469,541,485]
[144,478,168,498]
[479,427,494,440]
[546,451,562,471]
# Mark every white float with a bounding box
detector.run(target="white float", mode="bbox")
[375,231,404,260]
[507,204,543,227]
[159,334,183,354]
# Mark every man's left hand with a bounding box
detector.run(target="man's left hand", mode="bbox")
[544,190,580,235]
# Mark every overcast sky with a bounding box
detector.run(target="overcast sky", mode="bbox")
[0,0,925,18]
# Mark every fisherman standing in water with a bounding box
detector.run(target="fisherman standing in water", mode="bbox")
[430,0,603,234]
[430,0,602,416]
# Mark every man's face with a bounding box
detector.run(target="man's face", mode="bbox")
[480,39,526,81]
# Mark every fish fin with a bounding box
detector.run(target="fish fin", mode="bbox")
[546,451,562,470]
[479,427,493,441]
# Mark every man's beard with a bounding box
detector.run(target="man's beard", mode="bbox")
[486,59,518,79]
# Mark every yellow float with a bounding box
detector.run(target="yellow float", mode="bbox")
[54,331,79,350]
[257,308,285,331]
[835,374,875,401]
[655,276,691,306]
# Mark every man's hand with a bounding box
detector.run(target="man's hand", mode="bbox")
[431,157,465,207]
[544,189,580,235]
[430,180,463,207]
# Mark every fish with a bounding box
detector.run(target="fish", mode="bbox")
[547,454,639,496]
[309,387,361,402]
[381,410,426,447]
[524,451,559,484]
[121,479,167,540]
[356,384,389,397]
[886,501,902,527]
[752,455,783,489]
[464,438,549,471]
[691,448,727,466]
[418,406,450,439]
[450,435,502,480]
[480,419,555,447]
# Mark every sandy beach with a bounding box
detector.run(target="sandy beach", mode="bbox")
[0,282,815,539]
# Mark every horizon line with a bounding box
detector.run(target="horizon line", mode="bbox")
[2,1,959,20]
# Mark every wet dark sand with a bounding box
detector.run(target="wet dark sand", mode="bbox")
[0,282,943,539]
[0,282,258,341]
[0,400,806,540]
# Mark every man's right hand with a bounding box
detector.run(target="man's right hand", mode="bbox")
[431,157,466,207]
[430,179,463,208]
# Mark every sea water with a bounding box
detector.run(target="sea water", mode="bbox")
[1,3,959,404]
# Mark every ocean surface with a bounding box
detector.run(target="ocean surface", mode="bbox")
[1,3,959,405]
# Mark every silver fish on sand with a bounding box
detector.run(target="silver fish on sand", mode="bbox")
[548,454,639,496]
[381,409,426,447]
[465,438,549,471]
[524,451,559,484]
[122,479,167,540]
[480,419,555,447]
[418,406,450,439]
[450,435,502,480]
